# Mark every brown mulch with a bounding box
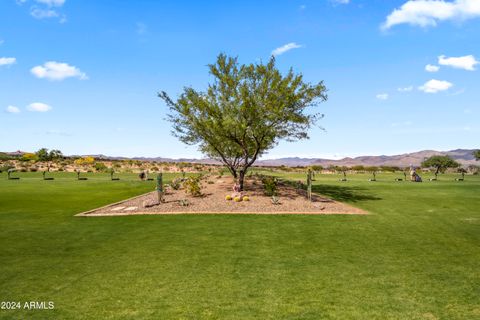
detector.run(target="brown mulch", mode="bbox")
[77,177,367,216]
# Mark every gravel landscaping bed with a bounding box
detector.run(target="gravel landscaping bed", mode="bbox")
[77,177,367,216]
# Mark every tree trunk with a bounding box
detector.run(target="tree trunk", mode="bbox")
[238,169,246,191]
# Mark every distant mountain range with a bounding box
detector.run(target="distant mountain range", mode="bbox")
[4,149,478,167]
[85,149,479,167]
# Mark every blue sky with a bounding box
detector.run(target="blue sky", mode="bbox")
[1,0,479,159]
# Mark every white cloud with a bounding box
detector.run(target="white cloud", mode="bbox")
[376,93,389,100]
[6,106,20,113]
[30,8,59,19]
[382,0,480,30]
[27,102,52,112]
[0,57,16,66]
[271,42,303,56]
[438,54,478,71]
[418,79,453,93]
[35,0,65,6]
[332,0,350,4]
[425,64,440,72]
[299,4,306,10]
[31,61,88,81]
[398,86,413,92]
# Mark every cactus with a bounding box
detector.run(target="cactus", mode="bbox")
[157,172,164,203]
[307,169,312,202]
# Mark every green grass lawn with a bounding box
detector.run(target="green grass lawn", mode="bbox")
[1,171,479,319]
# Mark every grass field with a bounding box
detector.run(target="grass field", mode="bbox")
[0,171,479,319]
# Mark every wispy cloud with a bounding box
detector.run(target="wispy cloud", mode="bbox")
[398,86,413,92]
[27,102,52,112]
[271,42,303,56]
[425,64,440,72]
[27,0,66,22]
[382,0,480,30]
[31,61,88,81]
[331,0,350,5]
[438,54,478,71]
[6,105,21,113]
[35,0,65,6]
[376,93,389,100]
[418,79,453,93]
[0,57,16,66]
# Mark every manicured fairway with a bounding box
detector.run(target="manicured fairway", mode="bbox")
[0,172,479,319]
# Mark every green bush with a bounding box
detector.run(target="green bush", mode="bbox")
[262,176,278,196]
[170,178,182,190]
[94,162,108,172]
[183,176,202,197]
[0,164,14,173]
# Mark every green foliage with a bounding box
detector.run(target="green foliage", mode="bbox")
[0,164,14,173]
[94,162,108,172]
[262,176,278,196]
[159,54,328,190]
[170,178,182,190]
[183,176,202,197]
[474,150,480,161]
[35,148,63,162]
[351,165,365,172]
[421,155,460,176]
[310,165,323,172]
[0,152,15,160]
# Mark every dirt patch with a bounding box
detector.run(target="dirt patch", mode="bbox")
[77,177,367,216]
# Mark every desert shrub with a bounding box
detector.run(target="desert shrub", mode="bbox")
[183,176,202,197]
[179,199,190,206]
[170,178,182,190]
[19,167,28,172]
[94,162,108,172]
[58,167,64,172]
[262,176,278,196]
[234,196,242,202]
[0,164,14,173]
[271,196,280,205]
[29,167,38,172]
[207,180,214,184]
[243,196,250,201]
[225,195,232,200]
[150,166,159,172]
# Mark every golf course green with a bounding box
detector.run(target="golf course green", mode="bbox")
[1,171,479,319]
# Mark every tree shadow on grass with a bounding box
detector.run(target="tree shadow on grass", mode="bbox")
[312,184,382,203]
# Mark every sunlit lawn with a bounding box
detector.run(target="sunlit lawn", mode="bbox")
[1,171,479,319]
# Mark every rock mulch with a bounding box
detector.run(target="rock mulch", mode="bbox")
[77,177,367,216]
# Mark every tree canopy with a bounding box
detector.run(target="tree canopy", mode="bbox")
[474,150,480,161]
[159,54,328,190]
[35,148,63,162]
[421,155,460,177]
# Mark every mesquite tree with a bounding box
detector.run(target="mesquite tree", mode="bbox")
[159,54,328,190]
[474,150,480,161]
[421,155,460,180]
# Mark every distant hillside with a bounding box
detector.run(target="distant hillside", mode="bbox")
[3,149,478,167]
